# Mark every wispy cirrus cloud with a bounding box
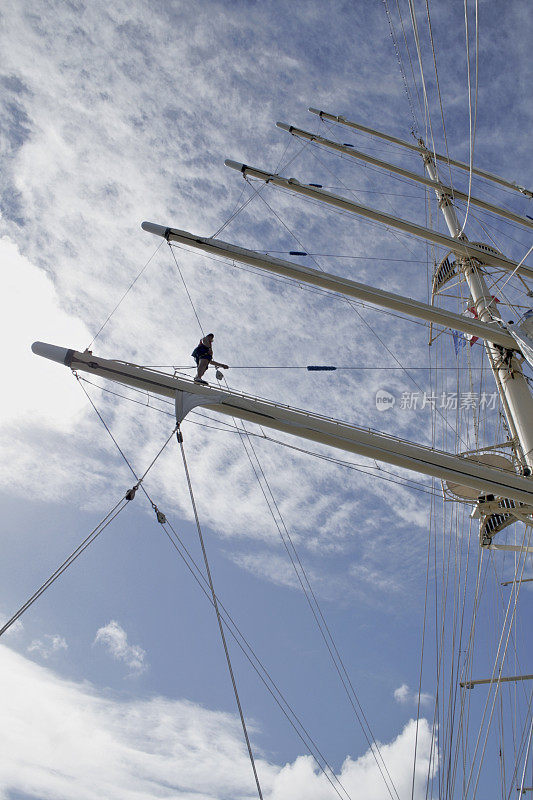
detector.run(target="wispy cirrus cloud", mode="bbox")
[94,620,147,676]
[394,683,433,708]
[27,633,68,659]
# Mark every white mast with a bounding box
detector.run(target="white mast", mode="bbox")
[223,160,533,280]
[221,143,533,472]
[275,122,533,230]
[31,341,533,506]
[421,150,533,472]
[307,107,533,198]
[141,223,517,349]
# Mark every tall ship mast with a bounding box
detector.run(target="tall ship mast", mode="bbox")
[22,105,533,797]
[1,6,532,800]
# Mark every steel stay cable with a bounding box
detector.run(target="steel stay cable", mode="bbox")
[468,526,533,798]
[424,0,458,208]
[78,382,354,800]
[174,244,399,800]
[447,517,476,798]
[506,690,533,799]
[407,0,440,171]
[488,544,530,699]
[458,0,479,236]
[395,0,424,122]
[410,478,433,800]
[458,548,487,795]
[430,462,456,799]
[156,515,354,800]
[518,703,533,797]
[78,380,353,800]
[0,497,128,638]
[473,536,530,769]
[412,205,438,798]
[248,176,469,449]
[86,239,165,350]
[382,0,420,135]
[460,536,526,796]
[480,564,533,797]
[221,382,401,800]
[442,504,468,798]
[0,380,185,639]
[75,376,444,499]
[177,432,264,800]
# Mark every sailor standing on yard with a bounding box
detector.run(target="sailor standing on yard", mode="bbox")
[192,333,228,384]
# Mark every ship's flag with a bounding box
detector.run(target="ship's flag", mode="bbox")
[452,330,466,355]
[463,307,479,346]
[452,297,500,354]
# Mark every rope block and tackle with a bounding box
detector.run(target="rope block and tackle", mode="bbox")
[153,505,167,525]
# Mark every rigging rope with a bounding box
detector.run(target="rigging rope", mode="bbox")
[170,238,401,799]
[155,256,263,792]
[382,0,420,136]
[78,377,354,800]
[394,0,424,121]
[86,239,165,350]
[76,376,444,499]
[0,380,180,639]
[458,0,479,236]
[157,512,354,800]
[168,243,206,335]
[245,175,469,448]
[0,497,129,638]
[211,138,312,240]
[176,431,264,800]
[407,0,440,170]
[169,239,443,334]
[424,0,458,202]
[467,525,533,798]
[219,377,401,800]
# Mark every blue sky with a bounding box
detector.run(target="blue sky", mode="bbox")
[1,1,532,798]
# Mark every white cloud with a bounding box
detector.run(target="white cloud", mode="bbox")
[0,643,277,800]
[393,683,433,708]
[0,233,90,428]
[271,719,435,800]
[0,643,435,800]
[27,633,68,659]
[94,620,147,676]
[393,683,410,704]
[350,563,402,594]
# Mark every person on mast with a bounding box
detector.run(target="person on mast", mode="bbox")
[192,333,228,384]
